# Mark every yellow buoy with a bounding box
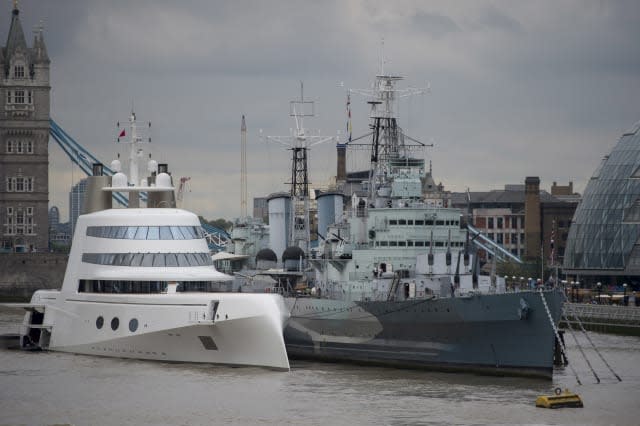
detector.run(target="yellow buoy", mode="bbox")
[536,388,583,409]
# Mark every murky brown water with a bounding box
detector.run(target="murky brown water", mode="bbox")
[1,307,639,425]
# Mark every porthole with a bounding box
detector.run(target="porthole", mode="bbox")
[129,318,139,332]
[111,317,120,330]
[96,316,104,329]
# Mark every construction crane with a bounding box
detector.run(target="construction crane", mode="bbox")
[177,176,191,206]
[240,115,248,218]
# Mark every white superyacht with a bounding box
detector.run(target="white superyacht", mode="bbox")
[9,113,290,370]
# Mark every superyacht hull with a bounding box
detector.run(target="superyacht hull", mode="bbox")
[21,290,290,371]
[284,290,563,379]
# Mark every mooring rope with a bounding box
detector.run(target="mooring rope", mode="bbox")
[539,289,582,385]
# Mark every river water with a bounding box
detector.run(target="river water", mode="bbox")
[1,307,638,426]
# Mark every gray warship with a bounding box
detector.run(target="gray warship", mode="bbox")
[282,72,564,379]
[224,72,564,379]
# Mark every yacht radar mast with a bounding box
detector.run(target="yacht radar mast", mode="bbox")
[116,111,152,187]
[265,82,336,255]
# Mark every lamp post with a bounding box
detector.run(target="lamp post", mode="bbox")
[569,281,575,302]
[575,281,580,303]
[504,275,509,291]
[623,283,628,306]
[512,276,516,291]
[597,282,602,304]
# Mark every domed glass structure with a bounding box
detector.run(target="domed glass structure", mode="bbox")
[564,120,640,275]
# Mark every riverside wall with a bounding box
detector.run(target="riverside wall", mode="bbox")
[0,253,67,300]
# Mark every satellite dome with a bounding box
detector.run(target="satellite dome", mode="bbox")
[256,248,277,263]
[282,246,305,261]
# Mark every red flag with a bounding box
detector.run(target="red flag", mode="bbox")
[119,129,126,138]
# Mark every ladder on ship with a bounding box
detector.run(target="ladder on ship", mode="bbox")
[386,273,401,301]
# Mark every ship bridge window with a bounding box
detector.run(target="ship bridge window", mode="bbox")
[86,226,205,240]
[79,279,169,294]
[82,252,213,267]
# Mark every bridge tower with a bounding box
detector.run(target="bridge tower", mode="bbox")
[0,4,50,252]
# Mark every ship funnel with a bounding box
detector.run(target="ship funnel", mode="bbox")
[147,164,176,208]
[82,163,112,214]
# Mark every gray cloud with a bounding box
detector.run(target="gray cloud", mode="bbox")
[5,0,640,221]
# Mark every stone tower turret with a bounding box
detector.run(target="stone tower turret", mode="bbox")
[0,5,51,252]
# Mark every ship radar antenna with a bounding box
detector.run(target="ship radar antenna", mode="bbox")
[264,83,337,254]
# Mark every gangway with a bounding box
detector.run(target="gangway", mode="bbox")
[49,119,231,250]
[466,223,523,264]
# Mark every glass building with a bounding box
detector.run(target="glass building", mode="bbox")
[564,120,640,276]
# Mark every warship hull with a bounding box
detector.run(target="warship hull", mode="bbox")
[284,290,563,379]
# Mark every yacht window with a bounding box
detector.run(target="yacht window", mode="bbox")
[186,227,199,239]
[407,220,414,225]
[379,241,389,247]
[160,226,172,240]
[435,242,444,247]
[186,253,198,265]
[147,226,160,240]
[425,220,433,226]
[107,227,119,238]
[135,227,148,240]
[125,227,138,239]
[131,253,144,266]
[398,219,406,225]
[152,253,165,267]
[116,227,127,239]
[114,253,126,265]
[407,241,414,247]
[436,220,444,226]
[141,253,154,267]
[390,241,398,247]
[389,220,397,225]
[176,253,189,266]
[398,241,406,247]
[170,226,186,239]
[415,241,424,247]
[165,253,178,267]
[415,220,424,226]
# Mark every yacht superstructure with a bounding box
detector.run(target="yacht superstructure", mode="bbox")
[9,112,290,370]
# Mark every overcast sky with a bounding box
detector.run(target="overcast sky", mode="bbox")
[7,0,640,221]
